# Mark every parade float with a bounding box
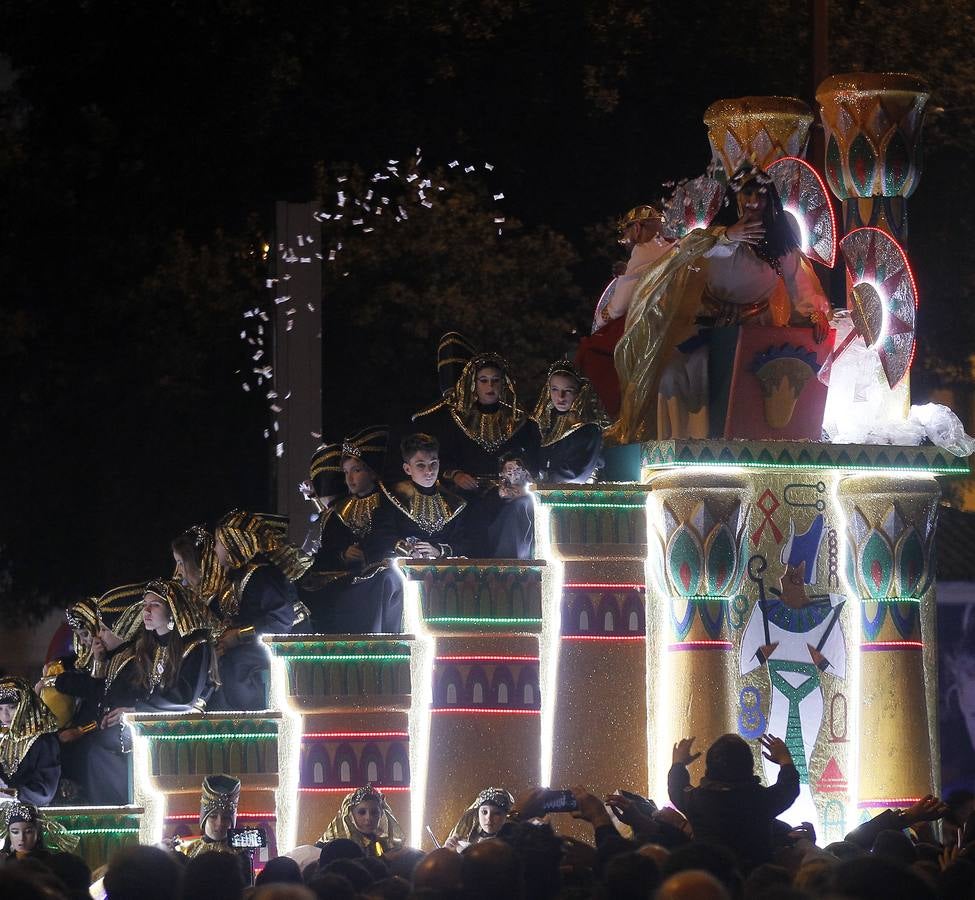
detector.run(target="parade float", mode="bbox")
[45,73,974,868]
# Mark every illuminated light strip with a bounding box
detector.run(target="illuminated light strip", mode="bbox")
[165,812,276,821]
[265,640,302,855]
[303,732,410,740]
[146,733,277,741]
[424,617,542,625]
[861,597,921,604]
[563,583,646,590]
[858,799,920,809]
[64,827,141,835]
[860,641,924,650]
[667,640,733,651]
[431,707,541,716]
[299,786,411,794]
[645,460,964,474]
[562,634,645,642]
[277,654,410,662]
[666,594,732,602]
[542,502,646,509]
[435,655,539,663]
[531,489,561,790]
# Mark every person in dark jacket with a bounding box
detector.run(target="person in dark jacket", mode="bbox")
[211,510,307,710]
[667,732,799,873]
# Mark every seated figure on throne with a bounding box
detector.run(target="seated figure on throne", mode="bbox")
[611,163,831,443]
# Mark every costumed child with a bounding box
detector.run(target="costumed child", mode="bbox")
[445,787,514,851]
[0,676,60,807]
[299,426,404,633]
[318,784,405,857]
[211,511,309,710]
[177,774,252,880]
[298,441,344,556]
[531,359,609,484]
[366,433,468,562]
[413,333,538,497]
[0,800,79,862]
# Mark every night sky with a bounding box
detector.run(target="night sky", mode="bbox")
[3,1,974,619]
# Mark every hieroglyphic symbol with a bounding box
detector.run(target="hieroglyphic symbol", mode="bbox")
[738,686,767,739]
[827,528,839,588]
[784,481,827,511]
[751,489,783,546]
[728,594,749,630]
[829,692,848,742]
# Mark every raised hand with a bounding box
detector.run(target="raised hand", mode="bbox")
[760,734,793,767]
[672,737,701,766]
[726,217,765,245]
[903,794,948,825]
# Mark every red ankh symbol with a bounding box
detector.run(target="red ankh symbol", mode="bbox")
[751,489,783,546]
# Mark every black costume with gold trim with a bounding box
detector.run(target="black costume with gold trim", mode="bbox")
[366,480,468,560]
[0,678,60,808]
[299,428,404,634]
[211,512,299,711]
[413,337,539,488]
[531,359,608,484]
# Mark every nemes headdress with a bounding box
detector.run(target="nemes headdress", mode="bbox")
[449,351,526,451]
[531,359,610,447]
[310,442,344,499]
[320,785,405,848]
[447,787,515,843]
[341,425,389,477]
[0,800,80,853]
[0,676,59,779]
[65,597,100,670]
[200,774,241,830]
[172,525,227,607]
[215,510,313,581]
[97,582,149,641]
[143,579,214,638]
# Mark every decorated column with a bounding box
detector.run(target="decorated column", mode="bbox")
[703,96,814,177]
[533,484,651,841]
[816,73,930,243]
[264,636,413,847]
[398,561,543,848]
[836,474,941,818]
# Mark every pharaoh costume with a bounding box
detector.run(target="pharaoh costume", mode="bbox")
[447,787,514,849]
[367,479,468,561]
[318,785,405,857]
[577,205,676,418]
[300,427,404,634]
[301,441,343,557]
[178,774,251,878]
[0,800,79,863]
[211,511,307,711]
[0,677,61,807]
[532,359,610,484]
[739,514,846,829]
[610,169,830,443]
[176,525,231,614]
[47,587,144,803]
[413,333,539,491]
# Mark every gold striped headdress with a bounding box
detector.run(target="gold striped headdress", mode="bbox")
[0,800,80,853]
[200,774,240,829]
[437,331,477,396]
[447,787,515,843]
[341,425,389,476]
[65,597,100,670]
[0,676,59,780]
[97,582,148,641]
[143,579,214,638]
[172,525,227,606]
[310,442,344,498]
[320,784,405,848]
[531,358,610,447]
[215,510,312,581]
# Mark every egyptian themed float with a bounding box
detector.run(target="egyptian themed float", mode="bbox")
[40,72,974,868]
